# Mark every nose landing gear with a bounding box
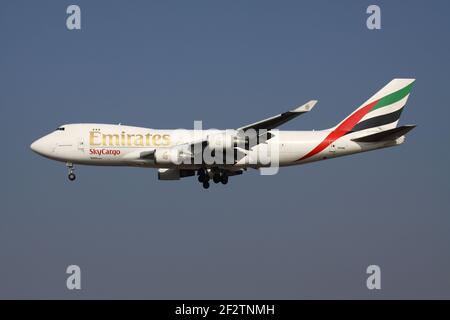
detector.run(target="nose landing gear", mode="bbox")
[66,162,76,181]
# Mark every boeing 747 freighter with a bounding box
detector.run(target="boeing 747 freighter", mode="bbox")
[31,79,416,188]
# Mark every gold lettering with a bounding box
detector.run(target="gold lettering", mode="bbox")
[90,131,101,146]
[102,134,120,146]
[134,134,144,146]
[121,131,126,146]
[92,131,166,147]
[145,133,151,146]
[152,134,161,146]
[162,134,171,146]
[127,134,135,146]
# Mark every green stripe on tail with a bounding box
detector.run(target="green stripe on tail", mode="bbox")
[370,82,414,113]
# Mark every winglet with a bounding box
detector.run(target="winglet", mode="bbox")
[292,100,318,113]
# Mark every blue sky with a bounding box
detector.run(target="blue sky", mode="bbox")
[1,0,450,298]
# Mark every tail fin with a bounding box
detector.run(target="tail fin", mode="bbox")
[331,79,415,133]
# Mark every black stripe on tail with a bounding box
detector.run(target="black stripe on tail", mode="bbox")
[350,107,404,133]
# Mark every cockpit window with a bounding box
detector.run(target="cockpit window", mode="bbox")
[56,127,65,131]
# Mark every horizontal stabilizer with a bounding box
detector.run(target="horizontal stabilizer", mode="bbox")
[352,125,416,143]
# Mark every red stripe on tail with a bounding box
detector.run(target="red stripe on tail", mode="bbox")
[299,99,379,161]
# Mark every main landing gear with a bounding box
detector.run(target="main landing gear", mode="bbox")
[198,170,210,189]
[66,162,76,181]
[197,169,229,189]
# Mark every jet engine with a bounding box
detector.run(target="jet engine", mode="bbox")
[158,168,195,180]
[153,148,192,165]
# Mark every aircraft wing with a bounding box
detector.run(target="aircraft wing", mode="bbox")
[237,100,317,131]
[137,101,317,162]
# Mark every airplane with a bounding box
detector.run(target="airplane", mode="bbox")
[30,79,416,189]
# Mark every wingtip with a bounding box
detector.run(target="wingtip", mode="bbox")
[404,124,417,130]
[308,100,318,108]
[293,100,318,113]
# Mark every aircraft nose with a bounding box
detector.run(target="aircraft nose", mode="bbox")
[30,137,47,155]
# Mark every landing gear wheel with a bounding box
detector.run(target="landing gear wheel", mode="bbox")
[221,175,228,185]
[213,174,221,184]
[66,162,76,181]
[198,175,205,183]
[202,181,210,189]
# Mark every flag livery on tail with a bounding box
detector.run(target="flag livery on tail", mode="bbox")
[300,79,415,161]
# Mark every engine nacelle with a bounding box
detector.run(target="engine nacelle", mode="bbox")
[158,168,195,180]
[157,168,180,180]
[154,148,191,165]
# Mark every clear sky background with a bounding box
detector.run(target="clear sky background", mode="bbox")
[1,0,449,299]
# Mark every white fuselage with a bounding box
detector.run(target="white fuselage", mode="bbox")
[29,79,415,186]
[30,123,403,170]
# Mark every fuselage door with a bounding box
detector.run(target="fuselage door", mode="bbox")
[78,137,85,153]
[329,142,337,154]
